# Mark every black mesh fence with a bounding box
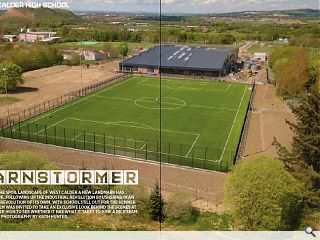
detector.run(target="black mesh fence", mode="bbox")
[2,122,232,172]
[234,81,256,163]
[0,74,128,129]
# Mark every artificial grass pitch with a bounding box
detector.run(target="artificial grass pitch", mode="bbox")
[6,76,252,171]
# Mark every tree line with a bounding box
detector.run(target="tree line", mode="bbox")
[0,43,63,72]
[269,46,319,98]
[57,27,237,45]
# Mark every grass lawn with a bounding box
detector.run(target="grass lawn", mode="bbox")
[0,96,21,105]
[4,77,252,171]
[248,42,284,54]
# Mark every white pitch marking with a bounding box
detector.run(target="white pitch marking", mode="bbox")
[188,104,236,111]
[15,77,132,130]
[68,117,199,137]
[185,134,200,157]
[219,86,247,162]
[96,95,236,111]
[96,96,134,101]
[69,118,154,130]
[15,131,220,163]
[139,143,146,150]
[138,82,231,92]
[72,132,145,145]
[71,132,83,141]
[166,79,208,86]
[36,118,68,134]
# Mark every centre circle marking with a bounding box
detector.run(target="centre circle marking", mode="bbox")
[134,97,186,110]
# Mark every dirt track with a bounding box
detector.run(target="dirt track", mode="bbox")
[0,138,228,212]
[242,67,295,158]
[0,61,119,119]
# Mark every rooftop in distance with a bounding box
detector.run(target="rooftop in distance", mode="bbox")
[122,45,238,71]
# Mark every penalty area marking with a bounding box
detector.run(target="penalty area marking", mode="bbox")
[12,77,133,131]
[68,117,199,137]
[67,117,201,154]
[185,134,200,157]
[35,118,68,134]
[136,77,231,92]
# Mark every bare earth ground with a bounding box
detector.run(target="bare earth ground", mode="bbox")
[0,138,227,212]
[242,66,295,159]
[0,61,119,119]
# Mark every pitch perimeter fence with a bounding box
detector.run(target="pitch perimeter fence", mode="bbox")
[234,81,256,163]
[1,73,233,172]
[2,122,231,172]
[0,74,128,129]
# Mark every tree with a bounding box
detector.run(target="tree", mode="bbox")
[271,47,309,98]
[273,90,320,209]
[165,193,193,223]
[68,52,80,66]
[119,42,129,57]
[149,182,165,222]
[0,25,4,43]
[102,42,118,58]
[306,66,318,89]
[0,61,23,92]
[225,155,302,230]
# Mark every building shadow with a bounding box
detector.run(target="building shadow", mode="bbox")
[9,87,39,94]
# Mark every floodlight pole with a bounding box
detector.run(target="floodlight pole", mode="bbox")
[2,68,10,119]
[122,45,125,74]
[121,46,124,74]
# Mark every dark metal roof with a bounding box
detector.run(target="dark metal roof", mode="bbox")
[121,45,236,71]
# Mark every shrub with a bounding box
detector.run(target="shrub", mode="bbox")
[165,193,193,223]
[225,155,302,230]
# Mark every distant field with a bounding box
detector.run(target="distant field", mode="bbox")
[248,42,284,54]
[4,77,252,171]
[55,42,158,55]
[55,41,238,55]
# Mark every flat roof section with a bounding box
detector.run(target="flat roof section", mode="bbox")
[121,45,236,71]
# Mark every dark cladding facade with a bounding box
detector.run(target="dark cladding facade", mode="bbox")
[120,45,238,77]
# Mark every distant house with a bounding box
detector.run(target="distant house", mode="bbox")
[61,50,75,60]
[253,52,267,62]
[3,35,18,42]
[18,30,60,42]
[61,49,109,61]
[278,38,289,44]
[83,50,109,61]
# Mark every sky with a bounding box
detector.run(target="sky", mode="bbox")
[1,0,319,13]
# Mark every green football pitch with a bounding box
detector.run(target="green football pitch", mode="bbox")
[4,76,252,171]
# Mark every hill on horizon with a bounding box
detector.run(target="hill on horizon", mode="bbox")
[209,8,320,18]
[0,7,82,31]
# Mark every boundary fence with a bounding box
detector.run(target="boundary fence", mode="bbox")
[234,80,256,163]
[1,122,231,172]
[0,74,128,129]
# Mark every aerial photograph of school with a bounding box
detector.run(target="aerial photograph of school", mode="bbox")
[0,0,319,233]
